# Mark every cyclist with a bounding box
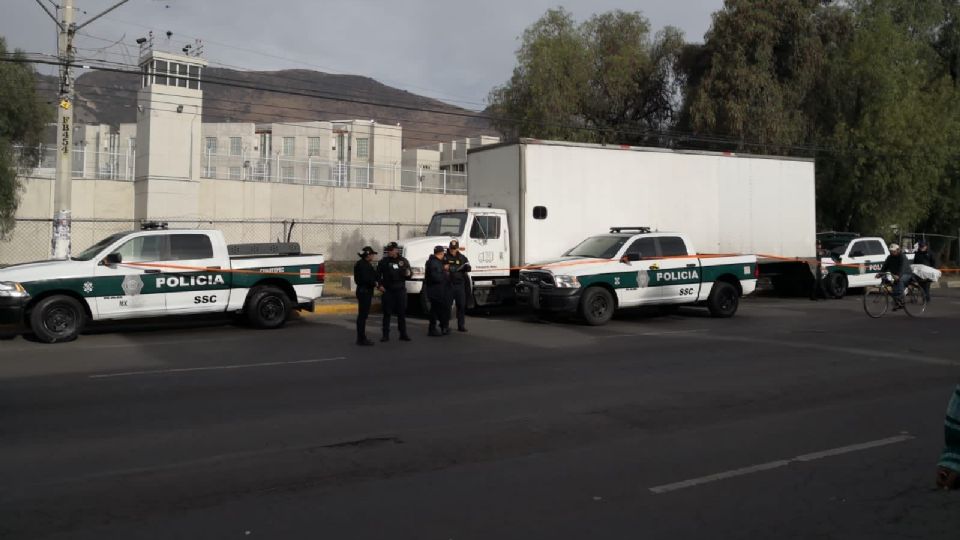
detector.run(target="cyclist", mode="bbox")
[878,243,912,309]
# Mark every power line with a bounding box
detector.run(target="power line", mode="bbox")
[95,13,491,109]
[14,55,842,156]
[33,80,485,147]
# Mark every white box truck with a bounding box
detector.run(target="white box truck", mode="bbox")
[397,139,816,311]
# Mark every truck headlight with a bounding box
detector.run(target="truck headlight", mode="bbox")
[0,282,28,298]
[554,275,580,288]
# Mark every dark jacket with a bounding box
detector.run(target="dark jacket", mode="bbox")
[444,251,471,285]
[353,259,379,291]
[424,256,450,300]
[377,256,412,289]
[880,252,910,276]
[913,250,937,268]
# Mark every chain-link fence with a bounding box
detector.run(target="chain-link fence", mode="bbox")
[0,218,428,266]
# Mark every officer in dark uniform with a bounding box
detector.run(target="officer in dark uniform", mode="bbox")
[425,245,452,336]
[353,246,378,346]
[377,241,412,342]
[444,239,471,331]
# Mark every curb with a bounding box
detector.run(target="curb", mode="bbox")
[310,298,381,316]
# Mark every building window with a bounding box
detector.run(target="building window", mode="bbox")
[188,65,200,90]
[282,137,295,156]
[229,137,242,156]
[205,137,218,154]
[356,138,369,158]
[309,164,322,184]
[452,163,465,173]
[153,60,168,85]
[229,167,242,180]
[281,166,295,182]
[308,137,321,157]
[355,168,369,186]
[204,166,216,179]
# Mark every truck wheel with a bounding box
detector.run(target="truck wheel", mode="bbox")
[707,281,739,318]
[825,272,847,299]
[245,285,291,329]
[29,295,86,343]
[580,287,614,326]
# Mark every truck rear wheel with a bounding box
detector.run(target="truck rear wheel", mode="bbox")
[707,281,739,318]
[580,287,614,326]
[825,272,847,298]
[29,295,86,343]
[245,285,291,329]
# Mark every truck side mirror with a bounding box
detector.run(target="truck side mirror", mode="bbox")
[102,253,122,266]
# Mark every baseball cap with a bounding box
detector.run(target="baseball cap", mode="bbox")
[358,246,378,257]
[433,245,445,254]
[384,241,399,251]
[449,239,460,249]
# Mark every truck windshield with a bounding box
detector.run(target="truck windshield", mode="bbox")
[71,232,128,261]
[564,236,629,259]
[426,212,467,236]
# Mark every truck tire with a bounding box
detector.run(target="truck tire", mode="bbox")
[245,285,291,329]
[707,281,739,318]
[580,287,615,326]
[825,272,847,299]
[29,295,86,343]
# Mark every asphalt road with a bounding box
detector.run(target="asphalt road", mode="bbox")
[2,291,959,539]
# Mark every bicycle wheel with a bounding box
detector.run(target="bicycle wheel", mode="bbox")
[902,284,927,317]
[863,288,889,318]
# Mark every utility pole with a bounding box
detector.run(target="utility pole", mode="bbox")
[35,0,129,259]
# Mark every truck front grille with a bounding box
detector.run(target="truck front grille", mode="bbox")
[521,271,554,287]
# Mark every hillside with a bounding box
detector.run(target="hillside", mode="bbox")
[38,68,497,149]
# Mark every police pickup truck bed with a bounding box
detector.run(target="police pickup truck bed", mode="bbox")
[516,229,757,325]
[0,226,324,343]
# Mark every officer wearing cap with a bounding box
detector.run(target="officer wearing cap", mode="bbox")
[377,241,412,342]
[444,239,471,331]
[425,245,452,336]
[353,246,379,346]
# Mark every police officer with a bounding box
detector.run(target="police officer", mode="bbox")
[353,246,378,346]
[444,239,471,331]
[425,245,452,336]
[377,241,412,342]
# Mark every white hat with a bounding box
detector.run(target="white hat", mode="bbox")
[889,243,900,251]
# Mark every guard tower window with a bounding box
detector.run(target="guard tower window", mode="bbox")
[533,206,547,220]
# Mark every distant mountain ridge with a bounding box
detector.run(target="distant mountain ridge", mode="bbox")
[36,67,496,148]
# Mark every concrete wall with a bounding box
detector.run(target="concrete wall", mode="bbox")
[2,175,465,264]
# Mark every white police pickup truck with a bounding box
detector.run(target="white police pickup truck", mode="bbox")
[516,228,757,325]
[0,224,324,343]
[818,235,902,298]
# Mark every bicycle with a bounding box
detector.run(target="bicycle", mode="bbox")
[863,272,928,318]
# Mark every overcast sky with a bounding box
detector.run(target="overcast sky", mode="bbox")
[3,0,722,110]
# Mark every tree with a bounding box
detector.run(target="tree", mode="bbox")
[488,8,684,144]
[682,0,850,153]
[815,0,959,233]
[0,36,50,238]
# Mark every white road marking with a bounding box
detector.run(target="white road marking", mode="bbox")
[2,335,258,354]
[600,329,709,339]
[684,333,960,367]
[649,434,914,494]
[88,357,347,379]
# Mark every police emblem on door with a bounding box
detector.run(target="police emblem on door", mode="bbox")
[637,271,650,288]
[122,274,144,296]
